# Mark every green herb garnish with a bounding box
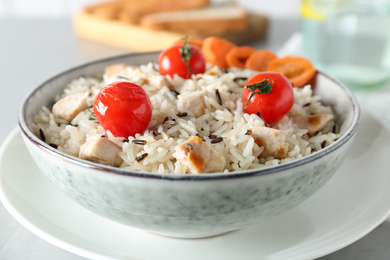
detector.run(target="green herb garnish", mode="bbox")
[179,36,194,77]
[244,78,273,109]
[89,111,97,121]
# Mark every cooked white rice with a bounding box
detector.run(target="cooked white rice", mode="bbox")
[32,63,340,174]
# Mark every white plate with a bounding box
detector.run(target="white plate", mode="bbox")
[1,109,390,260]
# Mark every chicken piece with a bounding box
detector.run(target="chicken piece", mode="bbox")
[250,126,288,159]
[105,63,168,88]
[135,68,168,89]
[122,66,169,89]
[52,92,89,122]
[145,73,168,89]
[79,136,123,167]
[104,63,127,77]
[174,136,226,173]
[177,90,206,117]
[292,114,334,134]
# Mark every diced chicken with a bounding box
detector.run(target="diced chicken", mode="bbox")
[250,126,288,159]
[105,64,168,89]
[292,114,334,134]
[174,136,226,174]
[146,73,169,89]
[205,66,223,76]
[52,92,89,122]
[79,137,123,167]
[177,90,206,117]
[104,63,127,77]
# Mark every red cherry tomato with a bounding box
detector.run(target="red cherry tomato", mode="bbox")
[242,72,294,125]
[158,42,205,79]
[93,81,152,138]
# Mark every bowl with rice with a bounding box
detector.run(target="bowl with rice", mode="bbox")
[18,51,360,238]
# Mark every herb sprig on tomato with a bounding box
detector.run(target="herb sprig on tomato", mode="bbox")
[242,72,294,125]
[158,37,205,79]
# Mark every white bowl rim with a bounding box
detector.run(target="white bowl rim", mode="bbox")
[18,52,361,181]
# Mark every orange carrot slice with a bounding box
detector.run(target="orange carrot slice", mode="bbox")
[202,36,236,69]
[226,46,256,69]
[245,50,278,71]
[267,56,316,87]
[174,38,203,49]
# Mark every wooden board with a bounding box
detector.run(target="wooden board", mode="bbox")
[73,11,268,51]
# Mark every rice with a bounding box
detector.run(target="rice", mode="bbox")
[32,63,340,174]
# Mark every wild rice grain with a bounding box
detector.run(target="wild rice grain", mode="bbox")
[233,77,247,82]
[211,137,223,144]
[215,89,222,105]
[136,153,148,162]
[332,124,338,134]
[39,128,46,142]
[170,89,180,96]
[256,112,263,120]
[177,112,187,117]
[49,143,58,149]
[132,140,147,145]
[117,75,130,80]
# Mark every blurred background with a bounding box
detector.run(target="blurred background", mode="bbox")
[0,0,300,18]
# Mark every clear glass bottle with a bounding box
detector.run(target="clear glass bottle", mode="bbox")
[301,0,390,89]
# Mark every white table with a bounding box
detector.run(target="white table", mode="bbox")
[1,17,390,260]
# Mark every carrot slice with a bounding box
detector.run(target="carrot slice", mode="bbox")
[267,56,316,87]
[202,36,236,69]
[174,38,203,49]
[226,46,256,69]
[245,50,278,71]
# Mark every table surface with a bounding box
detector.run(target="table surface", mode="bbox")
[1,17,390,260]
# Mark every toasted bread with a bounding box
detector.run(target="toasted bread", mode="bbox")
[73,0,268,51]
[140,3,249,36]
[84,0,210,24]
[73,11,185,51]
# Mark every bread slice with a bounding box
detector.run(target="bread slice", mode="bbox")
[73,11,185,51]
[140,3,249,37]
[73,0,268,51]
[73,10,268,51]
[84,0,210,24]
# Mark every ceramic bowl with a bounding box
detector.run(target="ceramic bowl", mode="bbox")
[18,52,360,238]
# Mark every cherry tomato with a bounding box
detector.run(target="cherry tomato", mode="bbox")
[93,81,152,138]
[158,42,205,79]
[242,72,294,125]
